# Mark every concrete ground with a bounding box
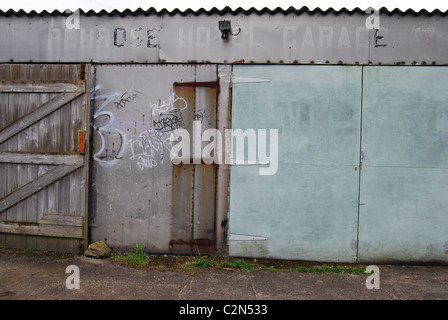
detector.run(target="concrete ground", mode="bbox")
[0,249,447,307]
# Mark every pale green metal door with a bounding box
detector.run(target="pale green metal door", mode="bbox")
[229,65,362,262]
[358,66,448,264]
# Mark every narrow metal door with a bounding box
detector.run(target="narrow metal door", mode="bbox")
[359,66,448,264]
[90,64,218,254]
[229,65,362,262]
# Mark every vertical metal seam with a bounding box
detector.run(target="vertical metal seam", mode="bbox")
[368,30,371,64]
[226,64,233,256]
[356,65,365,264]
[83,63,94,250]
[213,64,219,254]
[3,66,11,223]
[191,64,196,248]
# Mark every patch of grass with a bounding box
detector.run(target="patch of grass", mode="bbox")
[1,246,368,275]
[182,255,368,275]
[181,255,222,274]
[111,243,149,267]
[293,264,366,275]
[258,266,277,272]
[183,256,216,269]
[221,259,255,274]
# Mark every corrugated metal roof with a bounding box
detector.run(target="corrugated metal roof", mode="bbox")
[1,6,447,17]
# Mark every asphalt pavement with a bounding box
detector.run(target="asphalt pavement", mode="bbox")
[0,249,447,316]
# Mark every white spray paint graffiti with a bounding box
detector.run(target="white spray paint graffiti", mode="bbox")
[128,92,188,170]
[91,86,188,170]
[129,131,168,170]
[91,85,128,167]
[149,92,188,117]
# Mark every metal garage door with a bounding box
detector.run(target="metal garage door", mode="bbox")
[229,65,362,262]
[89,64,219,254]
[358,66,448,264]
[230,65,448,264]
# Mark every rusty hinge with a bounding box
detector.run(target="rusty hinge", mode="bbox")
[77,130,86,154]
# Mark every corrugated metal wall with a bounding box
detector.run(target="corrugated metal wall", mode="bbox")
[1,9,447,65]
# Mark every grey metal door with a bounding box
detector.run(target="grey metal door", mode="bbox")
[0,64,89,253]
[90,64,219,254]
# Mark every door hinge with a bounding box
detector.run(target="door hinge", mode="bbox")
[77,130,86,154]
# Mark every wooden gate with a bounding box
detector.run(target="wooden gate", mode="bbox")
[0,64,90,253]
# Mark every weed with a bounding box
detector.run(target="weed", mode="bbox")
[220,259,255,274]
[112,242,149,267]
[182,255,367,276]
[258,266,278,272]
[184,256,216,269]
[293,264,366,275]
[181,255,225,272]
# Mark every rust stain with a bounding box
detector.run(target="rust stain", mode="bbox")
[77,130,86,154]
[173,80,219,88]
[80,63,86,80]
[169,239,214,246]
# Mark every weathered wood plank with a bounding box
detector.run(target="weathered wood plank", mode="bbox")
[15,163,27,222]
[40,213,82,227]
[0,232,5,247]
[0,80,85,93]
[25,165,38,224]
[0,163,83,213]
[6,91,27,221]
[0,221,83,238]
[0,164,6,199]
[0,93,9,133]
[5,90,18,220]
[0,92,83,144]
[0,152,84,165]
